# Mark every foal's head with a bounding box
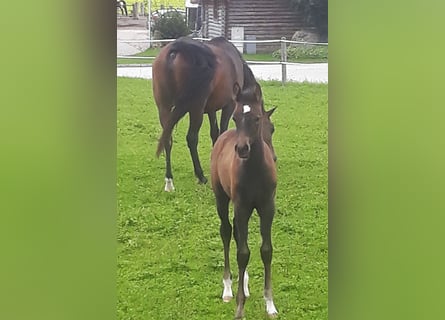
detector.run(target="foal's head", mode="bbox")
[233,83,277,160]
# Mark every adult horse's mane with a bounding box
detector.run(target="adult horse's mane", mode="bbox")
[209,37,257,90]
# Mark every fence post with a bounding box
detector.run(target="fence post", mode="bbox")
[133,3,139,19]
[281,37,287,85]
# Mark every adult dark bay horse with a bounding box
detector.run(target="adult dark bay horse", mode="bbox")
[210,83,278,319]
[152,37,258,191]
[116,0,128,16]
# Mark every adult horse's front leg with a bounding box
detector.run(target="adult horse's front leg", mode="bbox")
[258,202,278,317]
[208,112,219,145]
[187,111,207,184]
[220,101,236,134]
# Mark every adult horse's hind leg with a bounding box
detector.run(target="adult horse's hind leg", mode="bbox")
[208,112,219,145]
[163,136,174,192]
[258,202,278,317]
[187,110,207,184]
[215,187,232,301]
[158,106,175,191]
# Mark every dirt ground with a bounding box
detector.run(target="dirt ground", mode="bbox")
[117,16,148,29]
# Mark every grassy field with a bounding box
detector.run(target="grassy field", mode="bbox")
[117,48,328,65]
[124,0,185,11]
[117,78,328,319]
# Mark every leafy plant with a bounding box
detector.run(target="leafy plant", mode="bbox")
[272,44,328,60]
[152,11,189,39]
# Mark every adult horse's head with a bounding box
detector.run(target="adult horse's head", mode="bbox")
[233,83,277,161]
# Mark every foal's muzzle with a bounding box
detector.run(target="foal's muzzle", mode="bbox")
[235,144,250,159]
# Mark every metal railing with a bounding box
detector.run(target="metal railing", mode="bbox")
[117,37,328,85]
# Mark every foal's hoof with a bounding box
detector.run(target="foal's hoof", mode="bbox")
[222,296,232,303]
[266,300,278,318]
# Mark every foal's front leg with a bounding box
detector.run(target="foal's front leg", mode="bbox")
[215,189,233,302]
[258,203,278,317]
[233,205,253,319]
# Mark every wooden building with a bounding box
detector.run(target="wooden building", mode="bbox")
[199,0,306,53]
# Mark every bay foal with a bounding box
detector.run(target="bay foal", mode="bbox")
[210,83,278,319]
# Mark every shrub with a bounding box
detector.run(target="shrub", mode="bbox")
[152,11,189,39]
[272,44,328,60]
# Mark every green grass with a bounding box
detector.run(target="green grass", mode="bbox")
[117,47,327,65]
[117,78,328,319]
[124,0,185,11]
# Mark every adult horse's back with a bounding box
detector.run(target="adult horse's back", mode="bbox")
[152,37,251,191]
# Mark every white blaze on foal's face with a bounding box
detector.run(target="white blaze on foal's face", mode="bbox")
[243,104,251,114]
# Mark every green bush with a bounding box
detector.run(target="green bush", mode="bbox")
[152,11,189,39]
[273,44,328,60]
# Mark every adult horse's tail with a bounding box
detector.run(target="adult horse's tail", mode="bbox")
[154,38,217,157]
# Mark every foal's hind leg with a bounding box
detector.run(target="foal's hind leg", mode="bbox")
[215,188,232,301]
[258,202,278,317]
[187,110,207,184]
[208,112,219,145]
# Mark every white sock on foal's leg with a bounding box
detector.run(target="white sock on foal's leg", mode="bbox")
[222,277,233,302]
[264,288,278,317]
[243,270,250,297]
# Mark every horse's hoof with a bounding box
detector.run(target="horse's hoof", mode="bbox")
[266,300,278,318]
[222,296,232,303]
[164,178,175,192]
[198,176,208,184]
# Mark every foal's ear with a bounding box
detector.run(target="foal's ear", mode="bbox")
[266,106,277,118]
[254,82,263,102]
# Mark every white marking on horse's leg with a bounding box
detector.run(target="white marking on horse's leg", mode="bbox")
[243,270,250,298]
[264,288,278,317]
[164,178,175,192]
[222,277,233,302]
[266,299,278,317]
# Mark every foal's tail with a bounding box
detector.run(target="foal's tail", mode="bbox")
[155,38,217,157]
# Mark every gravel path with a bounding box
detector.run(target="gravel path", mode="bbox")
[117,63,328,83]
